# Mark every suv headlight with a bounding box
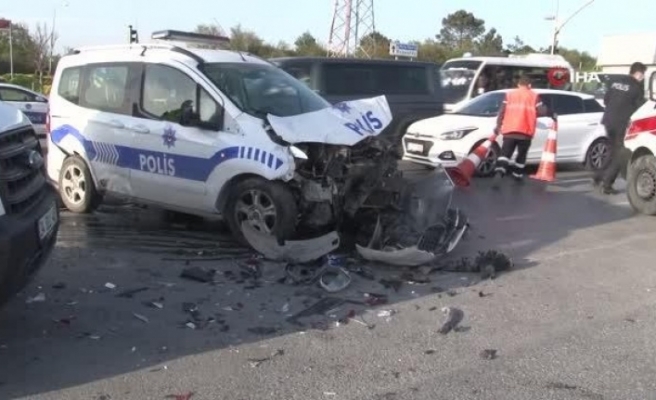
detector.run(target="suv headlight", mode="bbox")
[440,127,478,140]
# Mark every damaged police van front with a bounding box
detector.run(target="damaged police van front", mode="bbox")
[46,30,467,264]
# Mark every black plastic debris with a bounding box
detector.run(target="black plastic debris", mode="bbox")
[52,282,66,290]
[247,349,284,367]
[440,250,512,279]
[480,349,498,360]
[248,326,279,336]
[116,287,149,298]
[380,279,403,292]
[180,266,216,283]
[438,307,464,335]
[286,297,345,325]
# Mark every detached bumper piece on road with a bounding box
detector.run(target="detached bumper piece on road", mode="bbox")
[356,208,468,267]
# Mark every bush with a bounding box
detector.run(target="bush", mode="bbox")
[0,73,51,95]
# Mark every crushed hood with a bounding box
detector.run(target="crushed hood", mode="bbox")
[266,95,393,146]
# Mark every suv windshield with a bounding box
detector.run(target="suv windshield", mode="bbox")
[202,62,330,118]
[454,91,505,116]
[441,60,481,104]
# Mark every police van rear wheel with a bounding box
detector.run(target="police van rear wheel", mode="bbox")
[627,154,656,215]
[225,178,298,246]
[59,156,101,213]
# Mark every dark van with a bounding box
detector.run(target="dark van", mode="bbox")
[0,101,59,308]
[270,57,444,153]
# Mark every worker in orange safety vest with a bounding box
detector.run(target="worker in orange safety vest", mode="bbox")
[492,75,548,188]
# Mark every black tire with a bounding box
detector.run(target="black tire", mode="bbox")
[585,138,610,171]
[224,177,298,246]
[58,155,102,213]
[627,154,656,215]
[473,142,500,178]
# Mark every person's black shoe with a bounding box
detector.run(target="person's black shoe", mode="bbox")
[512,173,525,184]
[592,177,602,187]
[600,186,620,195]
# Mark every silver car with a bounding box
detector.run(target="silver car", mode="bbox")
[0,83,49,151]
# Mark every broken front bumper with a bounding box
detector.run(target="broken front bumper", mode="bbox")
[355,165,469,266]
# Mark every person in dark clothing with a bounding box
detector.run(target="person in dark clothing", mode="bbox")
[593,62,647,194]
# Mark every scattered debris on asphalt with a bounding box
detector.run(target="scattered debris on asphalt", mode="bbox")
[440,250,512,279]
[165,392,195,400]
[104,282,117,290]
[180,266,216,283]
[480,349,498,360]
[242,221,340,263]
[424,349,436,355]
[116,287,149,298]
[248,326,279,336]
[25,293,46,304]
[247,349,284,367]
[132,313,149,324]
[287,297,346,325]
[52,282,66,290]
[319,267,352,293]
[438,307,464,335]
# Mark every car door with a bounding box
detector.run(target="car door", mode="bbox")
[526,93,554,162]
[548,93,589,160]
[0,86,49,135]
[74,62,138,195]
[127,62,225,212]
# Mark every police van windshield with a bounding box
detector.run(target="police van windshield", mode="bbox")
[202,63,330,118]
[454,91,505,117]
[440,60,482,104]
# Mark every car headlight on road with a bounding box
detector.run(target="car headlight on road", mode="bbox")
[440,128,478,140]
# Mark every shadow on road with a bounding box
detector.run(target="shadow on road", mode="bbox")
[0,164,637,399]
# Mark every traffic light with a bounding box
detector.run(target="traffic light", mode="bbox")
[129,25,138,44]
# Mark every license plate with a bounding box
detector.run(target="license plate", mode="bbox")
[38,205,57,241]
[407,142,425,153]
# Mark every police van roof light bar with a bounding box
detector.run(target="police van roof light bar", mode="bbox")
[151,30,231,48]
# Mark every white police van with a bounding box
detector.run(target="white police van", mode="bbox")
[47,29,402,245]
[624,71,656,215]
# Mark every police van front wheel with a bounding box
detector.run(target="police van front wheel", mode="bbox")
[225,178,298,246]
[627,154,656,216]
[59,156,101,213]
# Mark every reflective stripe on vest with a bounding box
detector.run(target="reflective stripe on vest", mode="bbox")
[500,88,539,137]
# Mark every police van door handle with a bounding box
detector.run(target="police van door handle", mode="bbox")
[129,125,150,134]
[91,119,125,129]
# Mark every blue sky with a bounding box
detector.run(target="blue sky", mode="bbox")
[2,0,654,56]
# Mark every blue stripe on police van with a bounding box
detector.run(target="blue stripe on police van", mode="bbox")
[50,125,285,182]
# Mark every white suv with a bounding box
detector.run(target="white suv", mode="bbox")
[46,29,467,255]
[624,72,656,215]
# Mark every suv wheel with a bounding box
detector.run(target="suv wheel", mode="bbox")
[225,177,298,246]
[627,154,656,215]
[585,138,610,171]
[59,156,101,213]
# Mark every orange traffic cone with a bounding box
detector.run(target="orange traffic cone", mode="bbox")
[447,133,498,187]
[530,119,558,182]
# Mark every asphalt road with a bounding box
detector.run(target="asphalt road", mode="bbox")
[2,164,656,400]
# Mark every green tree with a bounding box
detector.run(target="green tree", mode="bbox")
[228,25,265,55]
[505,36,535,54]
[294,32,325,56]
[0,23,36,74]
[475,28,503,56]
[415,39,449,64]
[436,10,486,53]
[357,31,391,59]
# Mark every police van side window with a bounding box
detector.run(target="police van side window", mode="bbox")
[141,64,221,126]
[0,87,37,102]
[80,64,130,114]
[57,67,81,104]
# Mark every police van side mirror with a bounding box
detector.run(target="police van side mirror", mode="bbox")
[649,71,656,102]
